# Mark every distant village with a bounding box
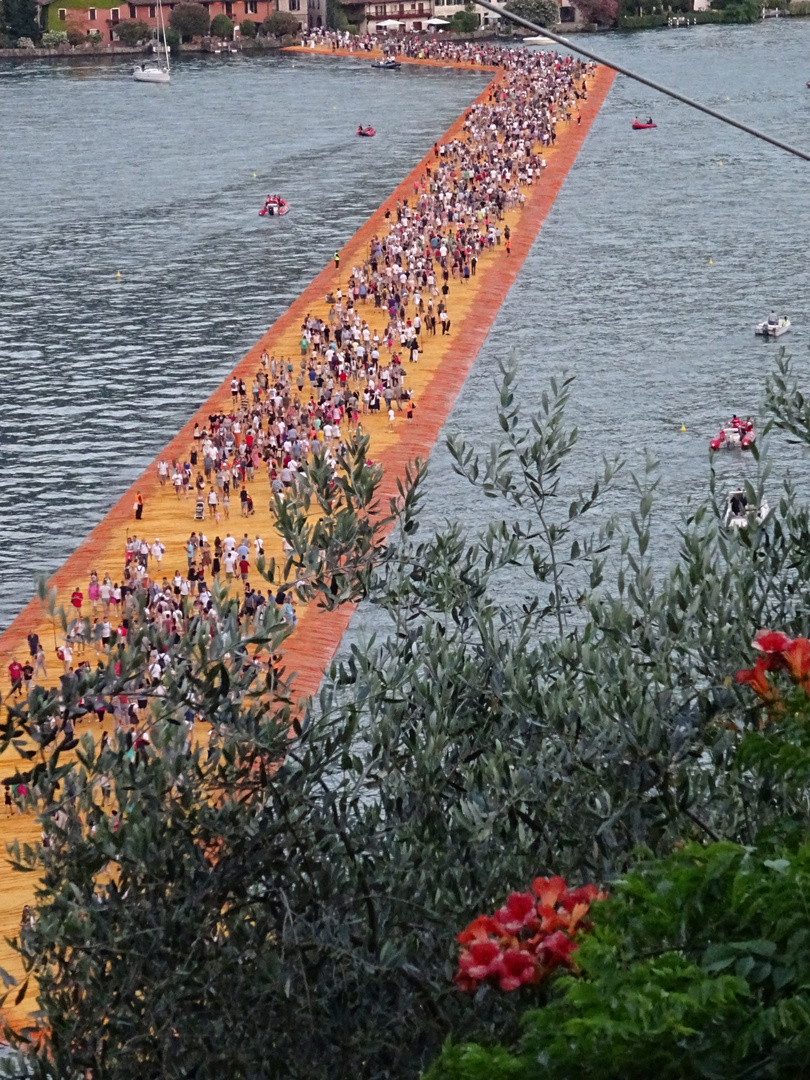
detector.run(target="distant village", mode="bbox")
[32,0,584,45]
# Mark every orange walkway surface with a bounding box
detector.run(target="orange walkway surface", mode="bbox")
[0,56,615,1018]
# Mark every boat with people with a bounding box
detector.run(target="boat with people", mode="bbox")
[725,490,770,529]
[710,415,756,452]
[259,195,289,217]
[133,0,170,82]
[357,125,376,137]
[632,117,656,129]
[755,311,790,337]
[371,59,401,69]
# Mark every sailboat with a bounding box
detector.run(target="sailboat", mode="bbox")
[133,0,170,83]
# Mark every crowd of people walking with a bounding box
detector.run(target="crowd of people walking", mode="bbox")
[6,37,594,713]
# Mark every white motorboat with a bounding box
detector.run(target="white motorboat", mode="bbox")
[524,34,557,44]
[134,0,170,83]
[755,313,790,337]
[725,490,770,529]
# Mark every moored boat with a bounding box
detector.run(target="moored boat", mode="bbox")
[372,59,401,69]
[134,0,170,83]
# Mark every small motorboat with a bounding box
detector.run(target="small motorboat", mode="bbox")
[632,118,657,129]
[357,126,376,137]
[259,195,289,217]
[725,489,769,529]
[710,416,756,452]
[372,59,401,70]
[755,313,790,337]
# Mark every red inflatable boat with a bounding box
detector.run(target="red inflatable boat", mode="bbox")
[710,416,755,452]
[357,126,376,137]
[259,196,289,217]
[632,120,657,130]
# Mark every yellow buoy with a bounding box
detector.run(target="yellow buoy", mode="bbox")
[680,424,686,432]
[709,259,713,265]
[718,161,722,166]
[253,173,257,178]
[116,271,121,277]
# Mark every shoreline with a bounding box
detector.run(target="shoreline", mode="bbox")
[0,51,615,1018]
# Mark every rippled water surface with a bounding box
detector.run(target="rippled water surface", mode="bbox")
[2,25,810,632]
[414,21,810,580]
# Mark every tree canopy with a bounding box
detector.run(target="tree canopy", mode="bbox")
[1,0,39,42]
[115,18,149,44]
[504,0,561,28]
[261,10,301,37]
[168,1,209,41]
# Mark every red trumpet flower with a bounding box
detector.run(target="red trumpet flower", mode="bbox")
[735,656,778,702]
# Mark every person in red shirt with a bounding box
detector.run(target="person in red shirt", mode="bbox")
[239,556,250,581]
[8,659,23,696]
[70,587,83,615]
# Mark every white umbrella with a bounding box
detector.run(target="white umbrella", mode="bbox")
[426,16,450,23]
[377,18,404,27]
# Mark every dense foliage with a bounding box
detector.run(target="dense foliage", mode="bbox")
[239,17,257,37]
[115,18,149,44]
[1,0,39,43]
[168,1,209,41]
[428,841,810,1079]
[2,352,810,1078]
[209,13,233,37]
[261,10,300,37]
[449,7,481,32]
[504,0,560,28]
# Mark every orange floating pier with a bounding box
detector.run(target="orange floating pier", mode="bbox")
[0,52,614,1017]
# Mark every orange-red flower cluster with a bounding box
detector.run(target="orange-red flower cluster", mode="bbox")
[736,630,810,702]
[455,876,606,993]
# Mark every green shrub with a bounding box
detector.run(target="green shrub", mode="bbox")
[711,0,761,18]
[427,840,810,1080]
[261,9,300,35]
[15,34,35,46]
[239,17,257,36]
[169,1,209,41]
[450,7,481,30]
[66,26,85,45]
[115,18,149,44]
[504,0,559,25]
[618,8,724,25]
[88,29,102,42]
[210,12,233,36]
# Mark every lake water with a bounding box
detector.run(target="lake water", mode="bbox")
[2,25,810,632]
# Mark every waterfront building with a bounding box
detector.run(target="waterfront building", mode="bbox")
[338,0,434,33]
[431,0,584,29]
[41,0,312,40]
